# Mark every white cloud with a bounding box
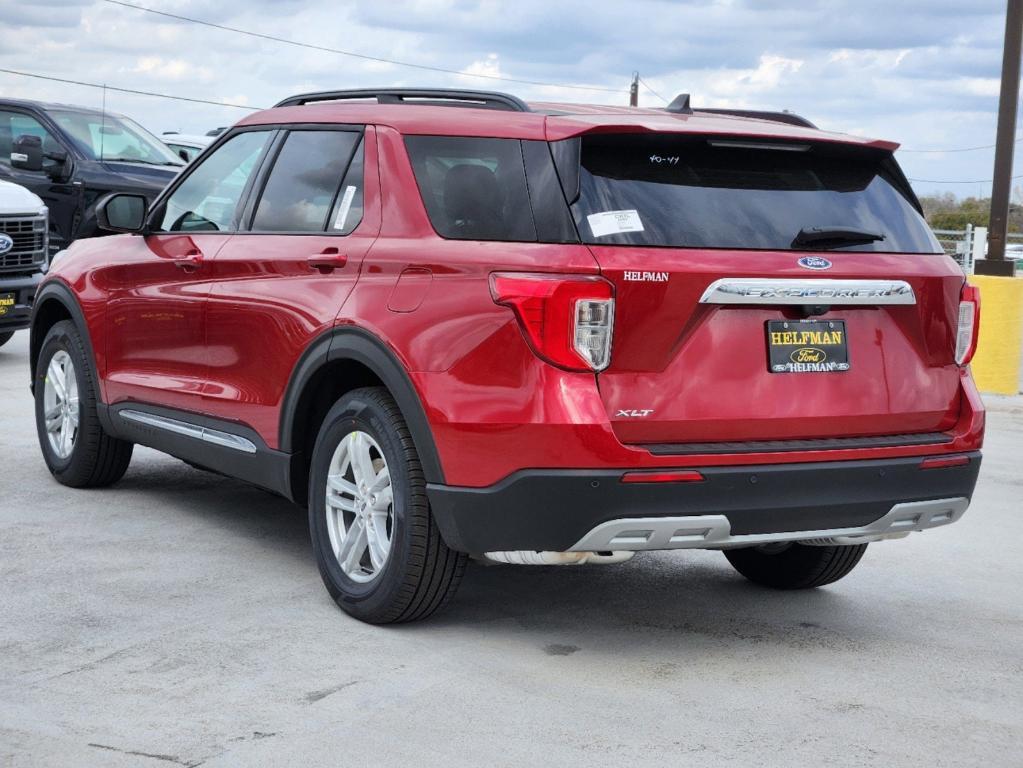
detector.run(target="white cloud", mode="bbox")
[460,53,501,79]
[0,0,1010,196]
[128,57,214,83]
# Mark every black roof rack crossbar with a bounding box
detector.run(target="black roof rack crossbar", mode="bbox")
[694,108,817,129]
[274,88,531,112]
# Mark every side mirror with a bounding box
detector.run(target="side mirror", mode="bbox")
[11,134,43,172]
[44,148,70,181]
[96,193,148,233]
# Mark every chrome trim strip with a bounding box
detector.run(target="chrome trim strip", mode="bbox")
[568,497,969,552]
[119,409,257,454]
[699,278,917,305]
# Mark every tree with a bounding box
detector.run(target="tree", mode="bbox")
[917,194,1021,232]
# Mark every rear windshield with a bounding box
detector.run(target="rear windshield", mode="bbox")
[571,134,940,253]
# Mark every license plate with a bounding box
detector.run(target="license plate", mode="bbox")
[767,319,849,373]
[0,293,14,317]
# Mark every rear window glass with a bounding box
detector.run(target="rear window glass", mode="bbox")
[405,136,536,242]
[571,134,940,253]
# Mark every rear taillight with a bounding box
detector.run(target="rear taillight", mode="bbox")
[490,272,615,371]
[955,284,981,366]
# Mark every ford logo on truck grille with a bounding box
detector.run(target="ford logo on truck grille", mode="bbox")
[0,234,13,255]
[798,256,832,270]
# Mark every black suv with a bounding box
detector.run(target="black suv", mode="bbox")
[0,98,183,252]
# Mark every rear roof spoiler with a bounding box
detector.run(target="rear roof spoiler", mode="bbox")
[662,92,816,129]
[274,88,531,112]
[696,108,817,129]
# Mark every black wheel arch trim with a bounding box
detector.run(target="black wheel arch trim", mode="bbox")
[29,279,99,396]
[279,325,445,485]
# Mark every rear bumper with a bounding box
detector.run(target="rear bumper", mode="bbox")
[0,271,43,332]
[427,452,982,553]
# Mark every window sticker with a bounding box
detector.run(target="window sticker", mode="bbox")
[586,209,644,238]
[333,185,357,231]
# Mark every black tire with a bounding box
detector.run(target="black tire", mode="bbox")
[724,541,868,589]
[309,386,467,624]
[34,320,133,487]
[0,330,14,348]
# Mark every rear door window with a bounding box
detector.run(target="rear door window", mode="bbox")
[327,137,365,236]
[405,136,536,242]
[569,134,940,253]
[251,129,360,233]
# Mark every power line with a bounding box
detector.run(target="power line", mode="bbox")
[637,77,668,104]
[99,0,1020,156]
[103,0,627,95]
[908,174,1023,184]
[899,138,1021,154]
[0,67,263,110]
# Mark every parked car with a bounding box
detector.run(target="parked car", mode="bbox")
[161,132,212,163]
[30,88,984,624]
[0,98,183,253]
[0,179,47,348]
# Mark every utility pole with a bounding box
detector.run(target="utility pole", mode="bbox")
[978,0,1023,276]
[629,72,638,107]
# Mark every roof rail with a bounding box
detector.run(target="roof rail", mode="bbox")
[274,88,531,112]
[694,108,817,129]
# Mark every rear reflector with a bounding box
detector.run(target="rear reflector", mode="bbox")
[920,455,971,470]
[621,470,705,484]
[955,284,981,366]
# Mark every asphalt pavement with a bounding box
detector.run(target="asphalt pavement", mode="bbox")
[1,328,1020,767]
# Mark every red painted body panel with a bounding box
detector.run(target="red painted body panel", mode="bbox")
[200,128,383,443]
[101,233,231,413]
[38,104,983,494]
[592,247,966,444]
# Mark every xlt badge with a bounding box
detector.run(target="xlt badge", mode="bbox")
[616,409,654,417]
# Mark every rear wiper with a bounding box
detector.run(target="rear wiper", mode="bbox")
[793,226,885,249]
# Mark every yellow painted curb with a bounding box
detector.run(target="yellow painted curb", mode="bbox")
[969,275,1023,395]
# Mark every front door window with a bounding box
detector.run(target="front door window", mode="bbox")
[156,131,272,233]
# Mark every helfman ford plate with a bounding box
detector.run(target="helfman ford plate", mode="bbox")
[767,319,849,373]
[0,292,14,317]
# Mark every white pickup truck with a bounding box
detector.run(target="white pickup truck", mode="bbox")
[0,180,48,349]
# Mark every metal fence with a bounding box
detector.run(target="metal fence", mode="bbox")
[933,225,978,274]
[932,225,1023,275]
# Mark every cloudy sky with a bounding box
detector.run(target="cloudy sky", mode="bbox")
[0,0,1014,197]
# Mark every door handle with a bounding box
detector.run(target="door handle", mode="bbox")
[307,247,348,272]
[173,249,203,272]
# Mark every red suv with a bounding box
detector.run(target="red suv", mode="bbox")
[29,89,984,623]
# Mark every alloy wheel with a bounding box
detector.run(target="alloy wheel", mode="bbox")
[43,350,79,460]
[325,430,394,583]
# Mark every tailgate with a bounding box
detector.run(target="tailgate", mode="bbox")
[594,247,964,446]
[561,130,965,448]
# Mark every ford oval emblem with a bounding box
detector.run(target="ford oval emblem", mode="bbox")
[790,347,827,364]
[798,256,832,270]
[0,234,13,255]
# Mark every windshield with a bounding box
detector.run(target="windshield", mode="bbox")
[49,110,184,166]
[570,134,940,253]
